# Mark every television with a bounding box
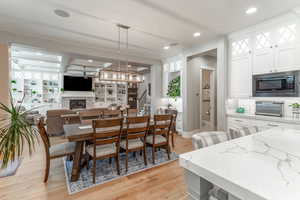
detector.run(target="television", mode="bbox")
[63,76,93,91]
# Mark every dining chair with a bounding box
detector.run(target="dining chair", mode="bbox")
[37,120,76,183]
[121,116,150,172]
[87,118,123,183]
[165,109,178,148]
[102,109,122,119]
[127,108,138,117]
[78,109,102,124]
[146,114,173,164]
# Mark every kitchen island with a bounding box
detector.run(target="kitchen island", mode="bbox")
[179,127,300,200]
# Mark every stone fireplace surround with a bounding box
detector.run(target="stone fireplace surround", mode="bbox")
[61,92,95,109]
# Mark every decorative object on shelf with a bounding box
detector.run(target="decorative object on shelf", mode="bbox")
[12,88,17,92]
[167,76,181,101]
[289,103,300,119]
[32,90,37,95]
[11,80,16,84]
[0,95,39,175]
[236,107,245,113]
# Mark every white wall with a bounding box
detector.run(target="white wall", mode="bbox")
[186,56,217,130]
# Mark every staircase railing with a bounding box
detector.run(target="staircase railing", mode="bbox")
[138,89,147,111]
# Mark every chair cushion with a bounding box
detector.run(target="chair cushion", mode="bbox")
[120,138,144,149]
[146,135,167,144]
[228,125,261,140]
[49,142,76,157]
[192,131,229,150]
[86,143,116,157]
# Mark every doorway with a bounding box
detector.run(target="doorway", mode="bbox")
[186,49,217,132]
[200,68,216,131]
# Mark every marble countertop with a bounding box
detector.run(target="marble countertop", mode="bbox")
[180,127,300,200]
[227,112,300,125]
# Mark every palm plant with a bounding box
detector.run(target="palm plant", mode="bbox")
[0,95,39,168]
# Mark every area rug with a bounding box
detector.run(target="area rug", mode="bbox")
[63,147,178,194]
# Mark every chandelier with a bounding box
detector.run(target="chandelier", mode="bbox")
[98,24,144,83]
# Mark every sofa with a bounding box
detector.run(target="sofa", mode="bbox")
[191,125,263,200]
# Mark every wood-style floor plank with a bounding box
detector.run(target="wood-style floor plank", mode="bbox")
[0,135,192,200]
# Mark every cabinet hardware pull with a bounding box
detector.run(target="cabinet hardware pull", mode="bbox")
[270,46,273,48]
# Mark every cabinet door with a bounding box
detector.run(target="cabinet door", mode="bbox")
[274,23,300,72]
[252,31,275,74]
[229,38,252,98]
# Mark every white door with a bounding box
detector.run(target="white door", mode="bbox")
[274,23,300,72]
[252,31,275,74]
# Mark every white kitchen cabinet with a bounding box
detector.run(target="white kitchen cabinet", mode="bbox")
[252,21,300,74]
[229,37,252,98]
[275,23,300,72]
[252,30,276,74]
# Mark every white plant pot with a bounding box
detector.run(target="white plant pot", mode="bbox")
[0,158,21,178]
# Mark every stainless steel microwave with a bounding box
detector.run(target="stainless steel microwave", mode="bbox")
[253,71,300,97]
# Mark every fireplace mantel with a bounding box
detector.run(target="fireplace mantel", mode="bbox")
[61,92,95,109]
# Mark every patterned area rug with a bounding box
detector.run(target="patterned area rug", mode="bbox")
[64,147,178,194]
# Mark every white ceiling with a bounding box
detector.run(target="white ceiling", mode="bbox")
[1,0,300,60]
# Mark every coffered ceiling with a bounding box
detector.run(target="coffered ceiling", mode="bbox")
[1,0,300,60]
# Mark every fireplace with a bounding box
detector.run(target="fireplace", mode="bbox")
[69,99,86,110]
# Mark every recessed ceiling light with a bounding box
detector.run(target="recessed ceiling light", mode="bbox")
[246,7,257,15]
[36,52,43,56]
[88,59,93,63]
[193,32,201,37]
[163,46,170,50]
[54,9,70,18]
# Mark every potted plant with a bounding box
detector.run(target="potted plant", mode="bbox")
[167,76,181,101]
[289,103,300,119]
[0,95,39,177]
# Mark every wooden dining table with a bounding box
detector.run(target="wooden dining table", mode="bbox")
[64,120,156,182]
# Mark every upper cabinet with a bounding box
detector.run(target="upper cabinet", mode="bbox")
[229,37,252,98]
[252,21,300,74]
[228,14,300,98]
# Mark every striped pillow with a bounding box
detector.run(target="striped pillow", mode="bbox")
[192,131,229,150]
[228,126,261,140]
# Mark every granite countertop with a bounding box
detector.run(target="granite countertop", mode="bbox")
[227,112,300,125]
[180,127,300,200]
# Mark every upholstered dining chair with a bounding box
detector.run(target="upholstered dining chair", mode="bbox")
[146,114,173,164]
[87,118,123,183]
[78,109,102,124]
[102,109,122,119]
[165,109,178,148]
[37,120,76,182]
[121,116,150,172]
[126,108,138,117]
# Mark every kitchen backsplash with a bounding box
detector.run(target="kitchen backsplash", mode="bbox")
[226,98,300,118]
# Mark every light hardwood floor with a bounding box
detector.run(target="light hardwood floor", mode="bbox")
[0,134,193,200]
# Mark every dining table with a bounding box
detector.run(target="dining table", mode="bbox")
[63,120,156,182]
